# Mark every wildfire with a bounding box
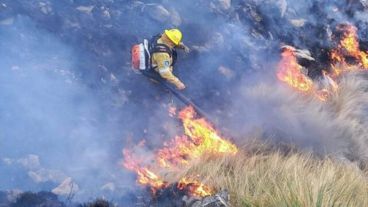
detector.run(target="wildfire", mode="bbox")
[178,177,214,197]
[123,149,167,192]
[276,46,334,101]
[123,106,237,197]
[277,46,314,93]
[276,23,368,101]
[331,24,368,76]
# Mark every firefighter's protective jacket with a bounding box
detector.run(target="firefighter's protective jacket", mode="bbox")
[151,38,184,88]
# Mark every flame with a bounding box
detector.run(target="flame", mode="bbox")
[123,149,167,192]
[123,106,238,197]
[276,47,333,101]
[178,106,238,156]
[277,47,314,93]
[331,24,368,76]
[276,23,368,101]
[178,177,214,197]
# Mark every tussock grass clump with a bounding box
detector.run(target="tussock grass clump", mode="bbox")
[177,150,368,207]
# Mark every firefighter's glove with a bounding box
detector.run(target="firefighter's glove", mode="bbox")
[183,45,190,54]
[177,82,186,90]
[179,43,190,54]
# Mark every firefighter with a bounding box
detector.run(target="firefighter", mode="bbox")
[149,29,190,90]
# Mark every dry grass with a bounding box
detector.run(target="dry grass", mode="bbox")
[172,149,368,207]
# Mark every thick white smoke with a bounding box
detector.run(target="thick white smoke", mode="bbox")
[0,16,135,201]
[226,71,368,164]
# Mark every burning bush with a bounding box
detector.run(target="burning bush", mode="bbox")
[123,106,238,198]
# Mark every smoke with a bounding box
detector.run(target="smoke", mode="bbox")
[213,0,368,165]
[0,16,137,200]
[329,72,368,162]
[0,1,182,202]
[1,0,368,204]
[224,71,368,162]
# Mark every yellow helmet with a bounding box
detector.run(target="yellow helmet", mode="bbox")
[164,29,182,46]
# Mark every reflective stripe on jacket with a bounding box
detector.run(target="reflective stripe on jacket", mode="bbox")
[151,38,184,88]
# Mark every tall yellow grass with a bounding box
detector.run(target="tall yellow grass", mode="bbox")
[172,149,368,207]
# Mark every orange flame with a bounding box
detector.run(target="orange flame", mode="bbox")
[178,177,214,197]
[276,47,333,101]
[123,106,237,197]
[277,47,314,93]
[123,149,167,192]
[331,24,368,76]
[276,23,368,101]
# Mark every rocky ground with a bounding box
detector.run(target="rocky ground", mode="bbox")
[1,0,367,127]
[2,0,366,96]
